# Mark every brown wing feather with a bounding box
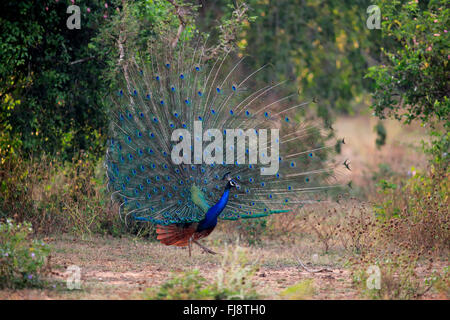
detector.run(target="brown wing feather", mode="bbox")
[156,224,196,247]
[193,228,214,241]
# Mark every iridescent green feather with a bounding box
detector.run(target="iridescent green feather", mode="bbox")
[105,40,347,226]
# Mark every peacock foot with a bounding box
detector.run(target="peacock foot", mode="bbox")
[193,239,218,255]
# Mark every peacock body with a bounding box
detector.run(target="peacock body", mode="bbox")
[106,40,346,255]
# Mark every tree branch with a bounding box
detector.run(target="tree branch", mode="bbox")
[69,56,95,65]
[166,0,189,49]
[296,257,332,273]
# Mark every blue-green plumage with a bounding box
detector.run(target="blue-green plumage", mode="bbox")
[106,39,346,252]
[197,184,231,232]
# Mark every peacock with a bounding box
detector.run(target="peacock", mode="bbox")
[105,39,348,256]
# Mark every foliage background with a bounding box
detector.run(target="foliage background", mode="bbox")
[0,0,383,161]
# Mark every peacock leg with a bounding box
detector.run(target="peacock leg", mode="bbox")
[192,240,217,255]
[188,238,192,257]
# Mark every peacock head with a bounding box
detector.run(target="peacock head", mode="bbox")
[222,172,240,190]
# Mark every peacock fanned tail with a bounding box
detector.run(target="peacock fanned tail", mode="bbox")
[105,39,348,229]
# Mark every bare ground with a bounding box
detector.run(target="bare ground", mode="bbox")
[0,234,360,300]
[1,233,446,300]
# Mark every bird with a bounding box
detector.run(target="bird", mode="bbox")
[105,39,347,256]
[343,159,351,171]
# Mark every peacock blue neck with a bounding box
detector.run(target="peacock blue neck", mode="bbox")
[197,188,230,231]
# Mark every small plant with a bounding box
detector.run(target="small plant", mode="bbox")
[0,153,123,237]
[337,202,376,255]
[303,208,340,253]
[349,166,449,299]
[350,249,446,300]
[265,210,309,245]
[374,121,386,149]
[0,219,51,289]
[146,270,210,300]
[280,279,316,300]
[235,218,268,246]
[211,243,260,299]
[432,266,450,298]
[372,167,449,253]
[145,243,260,300]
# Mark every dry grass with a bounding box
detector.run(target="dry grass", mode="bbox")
[0,233,358,300]
[0,230,445,300]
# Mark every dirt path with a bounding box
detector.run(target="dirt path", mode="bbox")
[0,234,359,300]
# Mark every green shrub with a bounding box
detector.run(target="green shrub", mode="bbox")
[367,0,449,164]
[211,244,260,299]
[350,166,449,299]
[350,249,446,300]
[147,270,210,300]
[372,166,449,253]
[0,153,124,237]
[235,218,268,246]
[145,245,260,300]
[280,279,316,300]
[0,220,51,288]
